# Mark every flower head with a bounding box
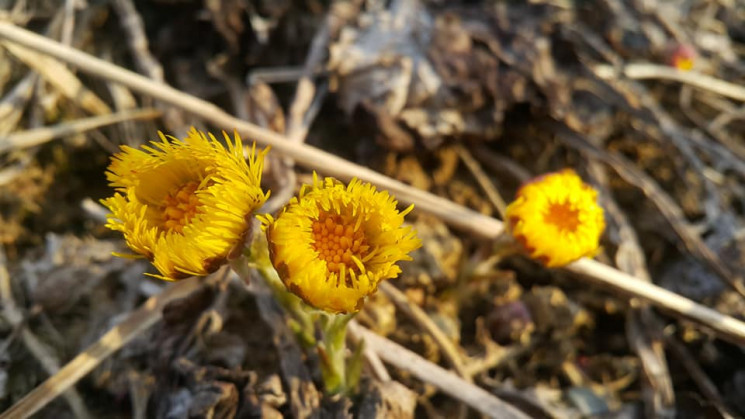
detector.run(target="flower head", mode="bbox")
[101,128,269,279]
[505,169,605,268]
[261,174,421,313]
[668,44,695,71]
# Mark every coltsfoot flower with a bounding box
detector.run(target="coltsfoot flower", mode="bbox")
[261,175,421,313]
[101,128,269,279]
[669,44,695,71]
[505,169,605,268]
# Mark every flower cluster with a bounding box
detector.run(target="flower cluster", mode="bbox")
[102,129,420,314]
[102,129,604,313]
[505,169,605,268]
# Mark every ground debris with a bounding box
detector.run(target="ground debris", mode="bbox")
[356,379,417,419]
[2,0,745,417]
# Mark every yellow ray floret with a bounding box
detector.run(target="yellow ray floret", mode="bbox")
[505,169,605,268]
[101,128,269,279]
[261,174,421,313]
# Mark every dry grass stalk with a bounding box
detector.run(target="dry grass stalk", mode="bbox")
[595,63,745,103]
[379,282,470,380]
[0,108,161,153]
[2,41,111,115]
[348,321,531,419]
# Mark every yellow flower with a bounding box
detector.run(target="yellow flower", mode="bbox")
[261,174,421,313]
[669,44,695,71]
[505,169,605,268]
[673,55,694,71]
[101,128,269,280]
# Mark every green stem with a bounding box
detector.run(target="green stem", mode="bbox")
[319,312,355,395]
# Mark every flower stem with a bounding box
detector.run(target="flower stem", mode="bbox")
[318,312,355,395]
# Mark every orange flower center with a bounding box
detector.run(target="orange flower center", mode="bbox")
[162,181,202,233]
[543,201,580,233]
[311,212,369,273]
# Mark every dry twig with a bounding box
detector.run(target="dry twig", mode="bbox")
[378,282,470,380]
[348,321,531,419]
[594,63,745,103]
[111,0,163,82]
[2,41,111,115]
[567,259,745,346]
[454,144,508,218]
[0,108,161,153]
[111,0,184,131]
[0,73,37,135]
[262,0,359,213]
